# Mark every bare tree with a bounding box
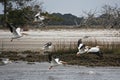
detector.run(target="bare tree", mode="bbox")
[101,4,120,28]
[80,10,97,27]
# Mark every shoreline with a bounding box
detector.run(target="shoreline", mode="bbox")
[0,51,120,67]
[0,28,120,66]
[0,29,120,51]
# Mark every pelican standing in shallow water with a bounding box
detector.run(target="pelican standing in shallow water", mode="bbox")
[48,54,67,70]
[6,22,28,42]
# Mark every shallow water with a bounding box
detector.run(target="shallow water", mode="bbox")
[0,62,120,80]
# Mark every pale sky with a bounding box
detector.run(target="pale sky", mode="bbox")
[0,0,120,17]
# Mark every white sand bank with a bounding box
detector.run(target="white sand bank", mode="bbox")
[0,29,120,51]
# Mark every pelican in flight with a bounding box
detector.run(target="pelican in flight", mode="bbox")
[48,54,67,70]
[43,42,53,54]
[6,22,28,42]
[43,42,52,50]
[33,12,45,23]
[77,46,103,58]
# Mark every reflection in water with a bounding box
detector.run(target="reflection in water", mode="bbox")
[48,76,55,80]
[0,62,120,80]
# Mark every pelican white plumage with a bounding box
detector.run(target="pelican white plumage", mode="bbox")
[43,42,53,53]
[76,39,86,55]
[85,46,103,58]
[0,58,12,65]
[77,46,103,58]
[6,22,28,42]
[34,12,45,22]
[86,46,100,53]
[77,39,85,50]
[78,43,86,50]
[48,54,67,70]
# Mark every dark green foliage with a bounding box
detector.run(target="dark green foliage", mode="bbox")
[0,0,34,26]
[7,6,34,26]
[7,10,25,26]
[48,13,83,25]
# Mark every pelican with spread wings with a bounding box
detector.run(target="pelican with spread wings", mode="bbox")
[48,54,67,70]
[34,12,45,22]
[6,22,28,42]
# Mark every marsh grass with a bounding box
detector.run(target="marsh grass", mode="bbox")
[0,39,120,66]
[0,50,48,62]
[52,39,120,54]
[52,40,78,55]
[50,40,120,66]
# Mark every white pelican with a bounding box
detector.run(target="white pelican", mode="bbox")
[77,46,103,58]
[0,58,12,65]
[76,39,86,56]
[33,12,45,23]
[6,22,28,42]
[43,42,53,53]
[86,46,100,53]
[48,54,67,70]
[85,46,103,58]
[77,39,85,50]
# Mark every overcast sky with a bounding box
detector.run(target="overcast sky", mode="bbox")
[0,0,120,17]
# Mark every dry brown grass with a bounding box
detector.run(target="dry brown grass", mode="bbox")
[52,40,120,54]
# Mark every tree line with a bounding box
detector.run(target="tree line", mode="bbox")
[49,4,120,29]
[0,0,120,29]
